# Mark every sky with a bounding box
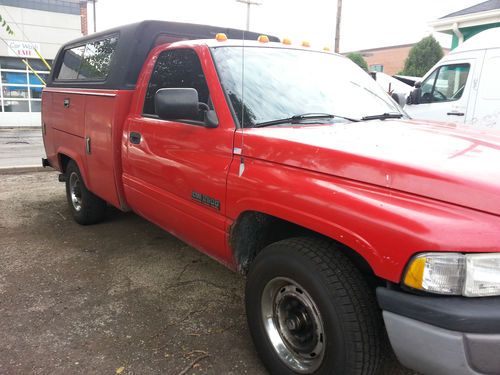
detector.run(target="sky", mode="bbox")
[93,0,482,52]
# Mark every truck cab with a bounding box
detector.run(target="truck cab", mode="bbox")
[405,27,500,129]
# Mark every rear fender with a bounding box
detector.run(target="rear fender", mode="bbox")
[57,147,90,187]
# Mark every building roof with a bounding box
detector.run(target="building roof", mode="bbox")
[441,0,500,19]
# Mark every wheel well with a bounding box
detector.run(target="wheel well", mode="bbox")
[59,154,71,173]
[230,211,378,282]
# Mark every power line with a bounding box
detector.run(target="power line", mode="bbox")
[1,5,34,47]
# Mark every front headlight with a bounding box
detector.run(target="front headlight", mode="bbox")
[403,253,500,297]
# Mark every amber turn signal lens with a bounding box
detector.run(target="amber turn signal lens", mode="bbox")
[282,37,292,45]
[403,256,426,289]
[301,41,310,47]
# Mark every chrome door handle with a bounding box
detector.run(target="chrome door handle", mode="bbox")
[63,98,70,108]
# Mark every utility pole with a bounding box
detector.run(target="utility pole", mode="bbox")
[335,0,342,53]
[92,0,97,33]
[236,0,262,31]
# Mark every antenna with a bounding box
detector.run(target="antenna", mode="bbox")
[238,27,246,177]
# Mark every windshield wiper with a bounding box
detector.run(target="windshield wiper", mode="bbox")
[361,113,404,121]
[254,113,359,128]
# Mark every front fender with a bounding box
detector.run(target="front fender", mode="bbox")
[226,158,500,282]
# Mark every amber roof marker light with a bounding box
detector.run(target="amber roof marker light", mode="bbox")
[258,35,270,43]
[215,33,228,42]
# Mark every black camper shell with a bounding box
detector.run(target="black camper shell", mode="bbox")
[47,20,279,90]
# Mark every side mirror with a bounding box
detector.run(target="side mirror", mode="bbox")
[406,87,422,105]
[154,88,218,127]
[155,88,199,121]
[391,92,406,107]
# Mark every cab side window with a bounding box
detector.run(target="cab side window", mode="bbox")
[143,49,210,120]
[420,64,470,103]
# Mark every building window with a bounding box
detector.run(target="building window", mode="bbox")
[370,64,384,72]
[0,57,51,113]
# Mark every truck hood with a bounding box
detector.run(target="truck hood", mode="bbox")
[239,120,500,216]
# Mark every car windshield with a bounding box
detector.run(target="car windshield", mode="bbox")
[211,46,404,128]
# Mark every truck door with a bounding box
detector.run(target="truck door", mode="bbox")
[122,47,235,262]
[471,48,500,129]
[405,55,480,124]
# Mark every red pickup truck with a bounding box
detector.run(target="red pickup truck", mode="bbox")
[42,21,500,375]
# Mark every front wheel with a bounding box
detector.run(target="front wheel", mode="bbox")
[245,237,383,375]
[65,160,106,225]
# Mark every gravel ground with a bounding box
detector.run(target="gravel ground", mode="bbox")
[0,171,418,375]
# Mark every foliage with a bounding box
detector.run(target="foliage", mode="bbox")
[0,14,14,35]
[400,36,444,77]
[346,52,368,71]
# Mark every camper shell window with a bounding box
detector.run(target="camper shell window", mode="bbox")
[56,34,118,81]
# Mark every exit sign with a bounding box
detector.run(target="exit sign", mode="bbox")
[7,40,41,58]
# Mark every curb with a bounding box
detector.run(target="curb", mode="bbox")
[0,165,51,174]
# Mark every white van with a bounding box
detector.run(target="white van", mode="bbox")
[404,27,500,129]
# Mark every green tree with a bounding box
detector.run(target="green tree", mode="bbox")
[401,35,443,77]
[346,52,368,71]
[0,14,14,35]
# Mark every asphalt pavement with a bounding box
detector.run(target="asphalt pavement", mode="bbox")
[0,127,45,169]
[0,171,418,375]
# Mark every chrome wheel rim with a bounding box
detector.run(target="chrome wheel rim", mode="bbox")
[69,172,82,212]
[261,277,326,373]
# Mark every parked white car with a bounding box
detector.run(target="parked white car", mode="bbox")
[404,27,500,129]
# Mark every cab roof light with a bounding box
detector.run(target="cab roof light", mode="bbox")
[258,35,269,43]
[282,37,292,45]
[302,40,310,47]
[215,33,228,42]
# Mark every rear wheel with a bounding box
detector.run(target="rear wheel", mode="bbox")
[245,237,383,375]
[65,160,106,225]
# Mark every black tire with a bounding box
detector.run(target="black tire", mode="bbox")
[65,160,106,225]
[245,237,383,375]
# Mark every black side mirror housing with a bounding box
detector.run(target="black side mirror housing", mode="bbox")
[204,110,218,128]
[154,88,218,127]
[155,88,199,121]
[407,87,422,105]
[391,92,406,107]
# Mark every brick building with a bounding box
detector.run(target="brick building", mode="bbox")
[347,43,450,76]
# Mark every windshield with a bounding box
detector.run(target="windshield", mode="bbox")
[211,46,403,127]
